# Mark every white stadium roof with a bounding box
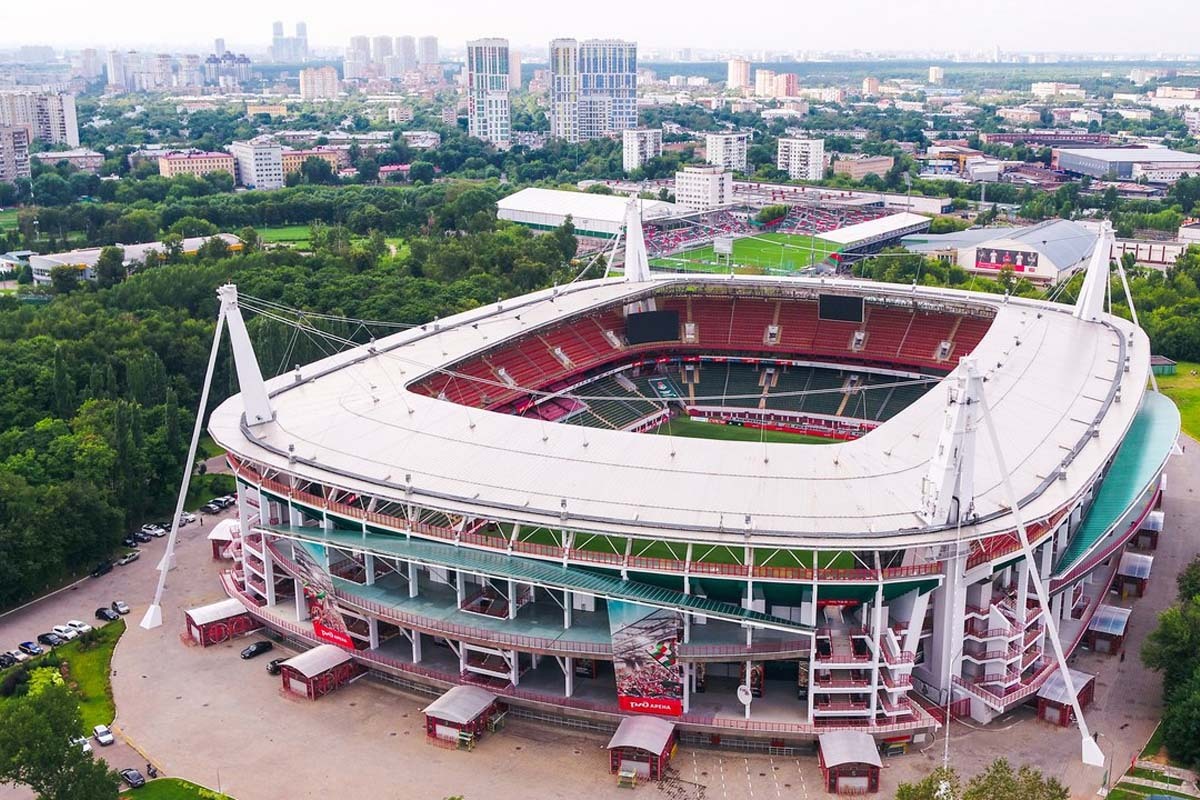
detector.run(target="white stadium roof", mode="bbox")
[497,187,678,225]
[820,212,930,246]
[209,273,1149,548]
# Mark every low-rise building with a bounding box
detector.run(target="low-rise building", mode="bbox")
[157,150,236,179]
[832,154,893,181]
[230,136,284,189]
[31,148,104,174]
[246,103,289,118]
[997,107,1042,124]
[674,165,733,211]
[387,105,414,124]
[282,147,345,174]
[29,234,243,285]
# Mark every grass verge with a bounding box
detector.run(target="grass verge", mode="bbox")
[650,415,835,445]
[121,777,236,800]
[1157,361,1200,441]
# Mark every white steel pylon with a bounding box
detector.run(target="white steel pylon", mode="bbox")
[141,285,271,630]
[1074,221,1115,323]
[622,197,652,283]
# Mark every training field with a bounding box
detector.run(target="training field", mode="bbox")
[650,231,841,274]
[0,208,17,231]
[650,416,834,445]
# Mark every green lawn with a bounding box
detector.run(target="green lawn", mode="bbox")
[650,231,841,274]
[184,472,236,509]
[650,415,835,445]
[0,619,125,732]
[0,208,17,231]
[256,225,312,247]
[122,778,235,800]
[1157,361,1200,441]
[197,434,226,460]
[1128,766,1184,786]
[1110,784,1199,800]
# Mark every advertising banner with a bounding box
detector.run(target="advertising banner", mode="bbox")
[975,248,1038,273]
[292,543,355,650]
[608,600,684,716]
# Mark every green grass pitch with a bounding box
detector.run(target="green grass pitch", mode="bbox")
[649,231,842,274]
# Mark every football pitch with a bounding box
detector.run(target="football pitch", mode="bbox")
[650,232,841,274]
[650,416,834,445]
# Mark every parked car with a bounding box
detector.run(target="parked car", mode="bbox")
[132,531,152,544]
[201,502,221,514]
[122,535,140,548]
[112,600,131,615]
[17,642,43,656]
[92,724,115,746]
[65,620,93,635]
[90,561,113,578]
[37,632,65,647]
[139,524,164,537]
[51,625,79,641]
[266,657,286,675]
[119,768,146,788]
[179,512,197,525]
[215,496,236,509]
[95,607,120,622]
[240,641,274,659]
[6,648,30,663]
[72,736,92,754]
[116,551,140,566]
[0,653,15,668]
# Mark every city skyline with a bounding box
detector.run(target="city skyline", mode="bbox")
[3,0,1200,55]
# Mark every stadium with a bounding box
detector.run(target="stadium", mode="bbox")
[199,212,1178,753]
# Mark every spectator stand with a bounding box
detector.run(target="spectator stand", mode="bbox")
[1036,667,1095,727]
[1112,551,1154,599]
[606,716,678,785]
[207,518,240,559]
[1084,604,1132,654]
[817,731,882,794]
[422,685,502,751]
[184,598,261,646]
[279,644,363,701]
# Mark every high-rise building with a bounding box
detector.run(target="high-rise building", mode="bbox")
[465,38,511,147]
[395,36,417,72]
[78,49,103,80]
[773,73,798,98]
[705,132,750,172]
[727,58,750,91]
[418,36,438,65]
[0,125,32,183]
[862,76,880,96]
[372,36,393,63]
[299,66,340,101]
[622,128,662,173]
[0,91,79,147]
[272,21,284,38]
[509,50,522,92]
[776,137,825,181]
[754,69,776,97]
[214,38,227,57]
[674,165,733,211]
[548,38,636,142]
[345,36,371,80]
[271,21,308,62]
[929,66,945,85]
[230,136,284,189]
[106,50,126,89]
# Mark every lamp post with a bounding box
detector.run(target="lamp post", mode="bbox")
[1096,732,1115,796]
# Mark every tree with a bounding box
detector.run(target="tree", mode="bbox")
[895,766,960,800]
[48,265,80,294]
[1160,666,1200,768]
[409,161,435,184]
[300,157,337,185]
[0,684,121,800]
[894,760,1066,800]
[1177,556,1200,603]
[1142,599,1200,698]
[93,246,125,289]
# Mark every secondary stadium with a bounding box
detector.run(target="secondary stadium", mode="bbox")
[200,212,1178,752]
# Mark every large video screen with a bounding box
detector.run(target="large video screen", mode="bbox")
[626,310,680,344]
[818,295,864,323]
[975,248,1038,273]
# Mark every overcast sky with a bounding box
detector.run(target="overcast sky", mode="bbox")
[3,0,1197,55]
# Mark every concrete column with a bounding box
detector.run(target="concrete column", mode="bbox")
[368,617,379,649]
[510,650,519,685]
[459,644,467,674]
[237,491,252,534]
[408,561,418,598]
[682,663,691,713]
[563,591,573,629]
[508,580,517,619]
[365,553,375,586]
[411,630,422,663]
[683,612,691,644]
[868,586,883,717]
[928,544,968,704]
[293,578,304,620]
[564,657,574,697]
[262,541,277,606]
[455,571,464,606]
[744,659,752,720]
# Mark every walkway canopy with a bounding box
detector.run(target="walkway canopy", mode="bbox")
[818,731,882,769]
[281,644,351,678]
[184,598,260,646]
[1088,605,1132,638]
[607,716,676,755]
[424,685,497,726]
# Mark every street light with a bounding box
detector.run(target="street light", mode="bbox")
[1095,732,1115,796]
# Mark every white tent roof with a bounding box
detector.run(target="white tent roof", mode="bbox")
[819,731,882,768]
[206,518,240,542]
[280,644,352,678]
[1037,667,1095,705]
[820,212,929,246]
[186,598,248,626]
[423,685,496,725]
[606,716,676,754]
[497,187,678,224]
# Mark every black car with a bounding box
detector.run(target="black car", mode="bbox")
[133,531,153,544]
[119,768,146,788]
[201,502,220,514]
[36,632,65,647]
[0,653,14,668]
[122,535,140,548]
[95,607,120,622]
[90,561,113,578]
[266,657,286,675]
[240,641,274,659]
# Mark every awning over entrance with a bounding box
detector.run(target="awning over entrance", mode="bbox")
[1116,552,1153,580]
[607,716,676,755]
[423,685,497,725]
[818,731,882,769]
[207,518,239,542]
[1036,667,1095,705]
[1087,604,1131,637]
[185,597,248,625]
[281,644,352,678]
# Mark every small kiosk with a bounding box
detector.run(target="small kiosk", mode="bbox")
[279,644,363,700]
[1036,667,1095,727]
[1112,552,1154,599]
[606,716,678,786]
[423,685,501,750]
[818,731,882,794]
[1085,605,1132,654]
[1134,509,1164,550]
[184,598,261,646]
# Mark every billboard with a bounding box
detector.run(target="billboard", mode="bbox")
[975,248,1038,273]
[608,600,684,716]
[292,543,355,649]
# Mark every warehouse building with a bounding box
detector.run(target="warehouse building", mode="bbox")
[1053,146,1200,183]
[902,219,1097,283]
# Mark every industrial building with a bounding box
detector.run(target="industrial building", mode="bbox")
[902,219,1097,282]
[1053,147,1200,183]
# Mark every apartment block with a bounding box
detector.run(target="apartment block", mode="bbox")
[777,137,825,181]
[622,128,662,173]
[705,132,749,172]
[674,165,733,211]
[0,91,79,147]
[158,150,236,179]
[0,125,31,183]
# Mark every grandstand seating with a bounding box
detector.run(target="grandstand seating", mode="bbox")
[562,374,663,430]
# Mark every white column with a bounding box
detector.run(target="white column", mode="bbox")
[368,617,380,649]
[683,663,691,713]
[293,578,304,620]
[563,591,573,629]
[868,586,883,717]
[455,571,464,606]
[510,650,520,685]
[508,580,517,619]
[928,544,968,704]
[365,553,376,586]
[263,541,277,606]
[564,657,575,697]
[408,562,418,598]
[744,660,752,719]
[459,644,467,674]
[411,629,422,663]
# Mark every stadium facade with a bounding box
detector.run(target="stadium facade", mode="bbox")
[206,218,1177,748]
